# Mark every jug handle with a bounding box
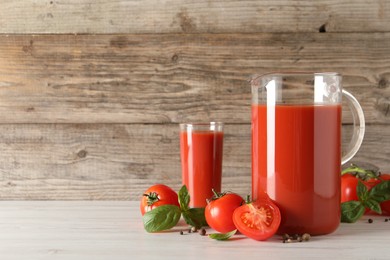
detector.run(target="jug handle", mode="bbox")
[341,90,365,165]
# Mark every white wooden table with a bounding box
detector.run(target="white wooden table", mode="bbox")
[0,201,389,260]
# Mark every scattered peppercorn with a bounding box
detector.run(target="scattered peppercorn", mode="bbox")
[368,218,373,223]
[188,228,192,233]
[302,233,311,241]
[281,233,311,243]
[200,228,206,236]
[191,226,198,233]
[180,231,184,235]
[385,218,389,222]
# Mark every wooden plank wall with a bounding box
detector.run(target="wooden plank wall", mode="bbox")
[0,0,389,200]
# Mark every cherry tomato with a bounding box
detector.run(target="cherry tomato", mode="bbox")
[140,184,180,215]
[341,173,359,203]
[205,192,244,233]
[341,172,390,215]
[233,193,281,241]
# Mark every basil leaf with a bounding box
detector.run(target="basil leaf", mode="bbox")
[178,185,190,211]
[143,205,181,232]
[182,207,208,228]
[341,201,365,223]
[209,229,237,241]
[356,180,368,201]
[178,185,208,228]
[369,180,390,203]
[363,199,382,214]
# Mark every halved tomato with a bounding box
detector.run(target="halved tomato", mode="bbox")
[233,194,281,241]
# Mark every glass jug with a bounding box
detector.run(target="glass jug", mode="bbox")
[251,72,365,235]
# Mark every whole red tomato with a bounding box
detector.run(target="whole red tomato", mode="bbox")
[205,192,244,233]
[140,184,180,215]
[341,170,390,215]
[233,193,281,241]
[341,173,359,203]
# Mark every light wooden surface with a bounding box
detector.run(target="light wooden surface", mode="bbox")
[0,201,389,260]
[0,1,389,200]
[0,0,389,33]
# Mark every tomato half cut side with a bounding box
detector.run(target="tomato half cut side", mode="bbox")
[233,198,281,241]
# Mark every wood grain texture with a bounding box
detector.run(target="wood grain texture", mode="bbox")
[0,0,389,34]
[0,33,389,124]
[0,1,389,200]
[0,201,389,259]
[0,123,387,200]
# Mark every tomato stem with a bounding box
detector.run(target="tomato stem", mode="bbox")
[144,192,160,206]
[245,195,251,204]
[208,189,227,202]
[342,163,380,181]
[212,189,220,198]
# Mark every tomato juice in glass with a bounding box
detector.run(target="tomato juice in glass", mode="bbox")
[251,73,365,235]
[180,122,224,208]
[252,104,341,235]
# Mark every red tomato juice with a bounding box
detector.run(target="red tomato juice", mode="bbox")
[180,131,223,208]
[252,104,341,235]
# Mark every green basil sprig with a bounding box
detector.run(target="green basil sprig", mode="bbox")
[142,185,208,232]
[341,180,390,223]
[209,229,237,241]
[179,185,208,229]
[178,185,190,211]
[143,205,181,232]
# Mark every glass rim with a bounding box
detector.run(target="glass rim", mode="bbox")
[251,71,341,81]
[179,122,224,127]
[179,122,224,132]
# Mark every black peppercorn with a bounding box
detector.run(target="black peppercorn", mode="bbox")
[180,231,184,235]
[368,218,373,223]
[302,233,311,241]
[200,228,206,236]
